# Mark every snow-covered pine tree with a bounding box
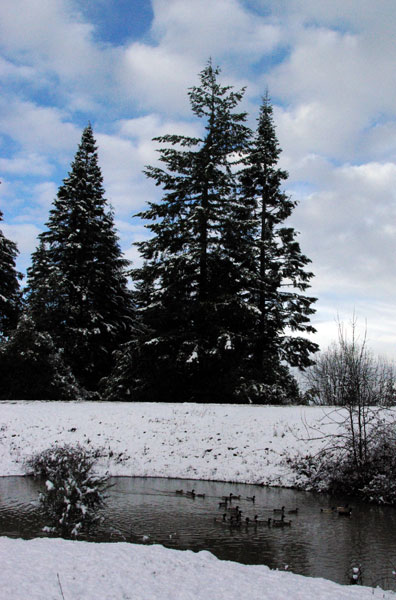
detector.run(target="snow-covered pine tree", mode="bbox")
[0,314,83,400]
[240,94,318,401]
[0,209,22,338]
[113,62,255,402]
[25,125,135,391]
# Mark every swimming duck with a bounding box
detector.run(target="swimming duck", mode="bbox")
[185,489,195,498]
[246,495,256,502]
[273,506,285,514]
[272,515,292,527]
[230,494,241,500]
[272,517,284,527]
[175,490,184,495]
[219,500,228,508]
[226,505,241,513]
[253,515,272,526]
[214,513,227,523]
[320,507,336,513]
[337,505,352,516]
[288,507,298,514]
[228,515,241,527]
[196,493,205,498]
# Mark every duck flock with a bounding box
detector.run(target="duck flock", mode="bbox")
[174,489,352,528]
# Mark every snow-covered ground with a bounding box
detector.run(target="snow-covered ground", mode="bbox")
[1,536,392,600]
[0,401,340,484]
[1,401,394,599]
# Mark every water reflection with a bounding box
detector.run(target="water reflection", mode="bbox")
[1,475,396,591]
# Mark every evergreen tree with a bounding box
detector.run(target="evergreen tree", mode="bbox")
[240,94,318,400]
[25,125,135,391]
[0,314,83,400]
[109,62,254,402]
[0,209,22,338]
[104,71,319,404]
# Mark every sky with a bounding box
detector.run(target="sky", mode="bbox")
[1,0,396,359]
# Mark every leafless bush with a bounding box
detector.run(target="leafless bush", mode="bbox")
[304,317,396,407]
[287,318,396,502]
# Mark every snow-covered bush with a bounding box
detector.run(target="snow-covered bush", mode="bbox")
[26,444,109,537]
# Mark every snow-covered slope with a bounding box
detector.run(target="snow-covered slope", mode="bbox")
[0,401,338,485]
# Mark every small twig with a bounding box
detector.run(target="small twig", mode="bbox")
[57,572,66,600]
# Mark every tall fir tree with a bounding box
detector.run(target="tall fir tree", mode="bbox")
[240,94,318,400]
[25,125,135,391]
[0,209,22,338]
[107,62,255,402]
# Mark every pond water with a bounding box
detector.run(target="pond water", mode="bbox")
[1,476,396,591]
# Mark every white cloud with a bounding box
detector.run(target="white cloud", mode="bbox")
[96,116,202,216]
[0,153,53,177]
[0,56,37,82]
[116,43,197,115]
[1,222,42,280]
[1,223,41,254]
[308,301,396,360]
[96,132,157,216]
[0,97,80,155]
[0,0,107,84]
[114,220,151,269]
[152,0,281,61]
[289,161,396,306]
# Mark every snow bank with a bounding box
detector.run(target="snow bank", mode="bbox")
[0,536,393,600]
[0,401,339,485]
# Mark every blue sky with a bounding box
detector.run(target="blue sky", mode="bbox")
[2,0,396,357]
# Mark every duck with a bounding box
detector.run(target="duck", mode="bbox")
[185,489,195,498]
[230,494,241,500]
[222,493,233,501]
[227,507,243,521]
[175,489,184,495]
[214,513,227,523]
[272,515,292,527]
[246,495,256,503]
[273,506,285,514]
[272,517,284,527]
[320,507,336,513]
[196,493,205,498]
[337,505,352,516]
[253,515,272,526]
[226,504,241,513]
[288,507,298,514]
[219,500,228,508]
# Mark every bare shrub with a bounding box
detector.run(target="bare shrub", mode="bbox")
[304,317,396,407]
[288,317,396,503]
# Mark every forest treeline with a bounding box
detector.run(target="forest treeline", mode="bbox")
[0,62,320,403]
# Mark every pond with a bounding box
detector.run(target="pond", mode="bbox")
[1,475,396,592]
